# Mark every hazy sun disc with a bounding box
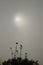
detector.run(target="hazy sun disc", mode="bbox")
[14,15,23,27]
[15,16,21,24]
[13,14,27,29]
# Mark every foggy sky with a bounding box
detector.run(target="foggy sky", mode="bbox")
[0,0,43,65]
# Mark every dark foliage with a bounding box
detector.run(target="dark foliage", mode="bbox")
[2,57,39,65]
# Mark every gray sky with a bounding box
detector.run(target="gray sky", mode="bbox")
[0,0,43,65]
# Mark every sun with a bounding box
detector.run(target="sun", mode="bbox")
[15,16,21,24]
[14,15,22,27]
[13,14,27,29]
